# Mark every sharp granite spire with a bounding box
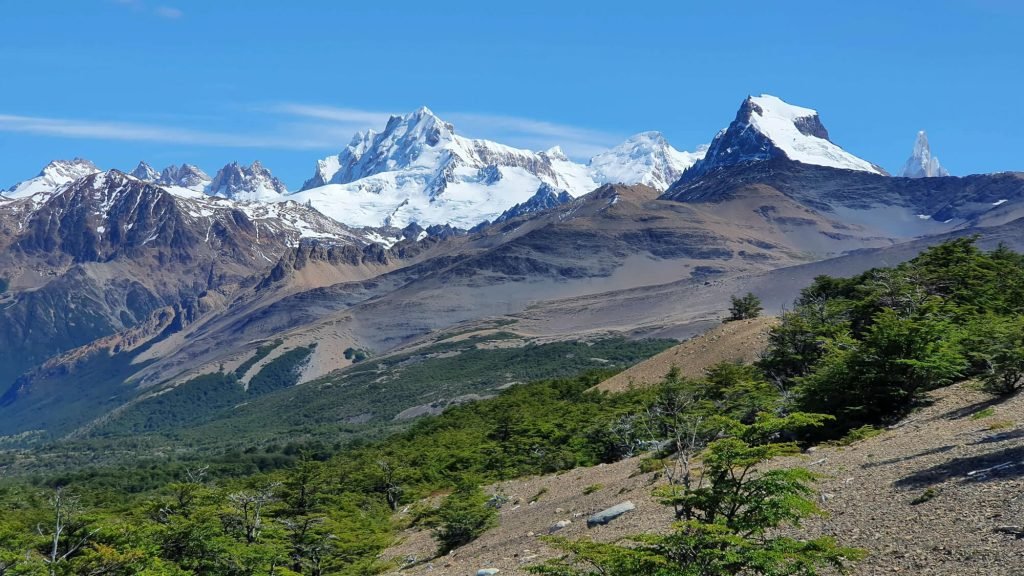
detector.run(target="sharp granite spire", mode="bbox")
[901,131,950,178]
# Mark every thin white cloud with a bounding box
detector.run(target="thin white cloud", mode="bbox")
[155,6,183,19]
[0,105,624,160]
[272,103,624,160]
[0,114,330,150]
[446,112,620,148]
[111,0,183,20]
[271,104,392,127]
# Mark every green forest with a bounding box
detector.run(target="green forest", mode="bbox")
[2,238,1023,575]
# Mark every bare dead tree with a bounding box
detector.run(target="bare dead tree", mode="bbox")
[278,516,334,576]
[157,465,210,522]
[377,460,403,511]
[637,377,713,518]
[226,483,280,544]
[37,487,97,576]
[185,465,209,485]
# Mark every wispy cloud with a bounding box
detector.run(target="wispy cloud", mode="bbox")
[155,6,183,19]
[0,114,329,150]
[446,112,622,158]
[111,0,183,20]
[0,104,623,159]
[271,104,392,127]
[272,103,623,159]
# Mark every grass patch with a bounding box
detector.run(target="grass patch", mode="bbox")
[910,488,938,505]
[832,425,884,446]
[970,407,996,420]
[529,487,549,503]
[636,456,667,475]
[987,419,1015,430]
[583,484,603,495]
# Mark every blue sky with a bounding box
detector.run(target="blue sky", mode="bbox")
[1,0,1020,189]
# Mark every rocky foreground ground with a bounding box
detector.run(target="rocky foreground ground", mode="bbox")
[382,381,1024,575]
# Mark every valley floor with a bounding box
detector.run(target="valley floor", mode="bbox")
[383,381,1024,575]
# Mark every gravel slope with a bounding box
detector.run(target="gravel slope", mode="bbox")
[382,381,1024,575]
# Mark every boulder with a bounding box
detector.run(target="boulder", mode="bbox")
[586,501,635,527]
[548,519,572,533]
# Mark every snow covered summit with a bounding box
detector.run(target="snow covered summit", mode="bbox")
[292,108,584,228]
[678,94,886,184]
[901,131,949,178]
[209,161,288,201]
[5,158,100,198]
[157,164,211,191]
[589,131,706,191]
[128,161,161,182]
[291,107,707,228]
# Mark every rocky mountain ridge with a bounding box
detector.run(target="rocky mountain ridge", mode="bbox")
[1,93,1022,444]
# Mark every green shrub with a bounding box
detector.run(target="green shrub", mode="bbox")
[433,482,498,555]
[528,487,549,503]
[976,316,1024,396]
[835,425,884,445]
[911,488,938,505]
[534,414,865,575]
[726,292,762,321]
[636,457,667,475]
[344,347,369,363]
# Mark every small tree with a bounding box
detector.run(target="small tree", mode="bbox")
[37,487,98,576]
[533,414,864,576]
[727,293,762,322]
[797,310,965,431]
[224,483,280,545]
[977,316,1024,396]
[433,482,498,556]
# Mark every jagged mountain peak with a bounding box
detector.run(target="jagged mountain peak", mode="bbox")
[5,158,101,198]
[292,106,718,228]
[128,161,160,182]
[543,146,569,161]
[209,161,287,201]
[157,163,211,191]
[901,130,950,178]
[493,182,573,224]
[589,131,706,191]
[299,107,458,191]
[677,94,885,184]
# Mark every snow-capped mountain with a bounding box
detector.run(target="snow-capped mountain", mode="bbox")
[901,131,949,178]
[291,107,600,228]
[493,183,573,224]
[679,95,886,184]
[291,107,706,228]
[589,132,706,191]
[5,158,100,198]
[157,163,211,191]
[128,161,161,182]
[208,161,288,201]
[5,169,364,258]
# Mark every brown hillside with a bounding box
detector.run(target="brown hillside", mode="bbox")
[593,316,779,393]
